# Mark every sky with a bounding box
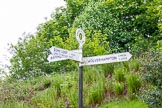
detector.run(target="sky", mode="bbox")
[0,0,66,66]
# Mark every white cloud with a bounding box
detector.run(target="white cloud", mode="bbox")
[0,0,66,66]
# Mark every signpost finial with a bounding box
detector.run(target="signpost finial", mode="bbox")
[76,28,85,49]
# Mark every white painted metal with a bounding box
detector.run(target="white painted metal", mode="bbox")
[47,54,68,62]
[76,28,85,49]
[80,52,132,66]
[48,46,82,62]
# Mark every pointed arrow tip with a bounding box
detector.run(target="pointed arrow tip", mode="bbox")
[128,52,132,60]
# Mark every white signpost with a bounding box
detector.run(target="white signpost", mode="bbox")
[47,28,132,108]
[81,52,132,66]
[47,46,82,62]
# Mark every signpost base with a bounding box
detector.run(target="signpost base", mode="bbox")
[79,66,83,108]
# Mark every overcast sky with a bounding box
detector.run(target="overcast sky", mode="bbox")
[0,0,66,65]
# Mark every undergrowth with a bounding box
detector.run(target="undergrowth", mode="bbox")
[0,58,147,108]
[99,99,148,108]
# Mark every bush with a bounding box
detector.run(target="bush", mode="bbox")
[141,87,162,108]
[141,50,162,108]
[142,51,162,89]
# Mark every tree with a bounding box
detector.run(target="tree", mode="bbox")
[9,0,162,79]
[9,34,50,79]
[72,0,162,52]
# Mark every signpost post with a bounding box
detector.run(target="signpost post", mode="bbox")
[76,29,85,108]
[47,28,132,108]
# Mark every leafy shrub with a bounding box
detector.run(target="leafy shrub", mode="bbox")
[142,51,162,89]
[141,87,162,108]
[141,50,162,108]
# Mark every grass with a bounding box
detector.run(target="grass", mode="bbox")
[112,81,124,96]
[114,67,127,82]
[0,60,147,108]
[126,73,142,97]
[99,100,148,108]
[0,101,32,108]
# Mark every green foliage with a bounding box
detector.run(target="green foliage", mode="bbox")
[102,63,115,76]
[126,73,142,96]
[0,101,32,108]
[9,27,109,79]
[83,67,106,107]
[129,58,140,72]
[140,50,162,108]
[9,35,50,79]
[99,100,148,108]
[32,88,65,108]
[87,82,105,105]
[8,0,162,79]
[142,50,162,89]
[4,0,162,107]
[157,40,162,53]
[141,87,162,108]
[1,67,106,107]
[112,81,124,96]
[114,67,127,82]
[73,0,162,52]
[1,61,147,107]
[82,30,109,56]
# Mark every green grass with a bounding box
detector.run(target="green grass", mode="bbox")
[0,101,32,108]
[0,61,147,108]
[126,73,142,97]
[99,100,148,108]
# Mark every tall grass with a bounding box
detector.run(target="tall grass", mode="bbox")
[0,58,146,108]
[112,81,124,96]
[102,64,115,76]
[99,100,148,108]
[0,101,32,108]
[126,73,142,97]
[114,67,127,82]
